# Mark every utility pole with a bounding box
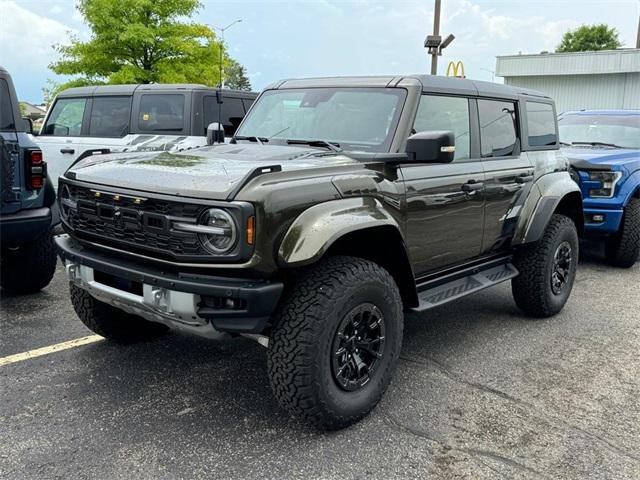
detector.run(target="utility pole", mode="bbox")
[211,19,243,88]
[636,15,639,49]
[424,0,455,75]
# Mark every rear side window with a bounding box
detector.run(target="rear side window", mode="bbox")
[204,96,245,136]
[0,79,15,130]
[89,96,131,137]
[478,99,518,158]
[413,95,471,161]
[242,98,254,113]
[42,97,87,136]
[526,102,557,147]
[138,94,185,132]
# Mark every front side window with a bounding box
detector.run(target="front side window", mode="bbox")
[0,79,15,131]
[138,94,185,132]
[42,97,87,136]
[413,95,470,161]
[235,88,406,152]
[89,96,131,137]
[558,113,640,149]
[478,99,518,158]
[526,102,557,147]
[203,96,245,136]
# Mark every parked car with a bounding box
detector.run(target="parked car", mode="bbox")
[36,84,257,188]
[559,109,640,267]
[55,75,583,429]
[0,66,57,293]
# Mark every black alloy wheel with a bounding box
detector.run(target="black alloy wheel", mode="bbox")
[551,241,573,295]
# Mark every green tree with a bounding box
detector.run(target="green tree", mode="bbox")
[556,24,622,53]
[50,0,226,89]
[225,59,252,91]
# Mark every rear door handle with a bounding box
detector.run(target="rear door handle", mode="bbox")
[60,148,75,154]
[462,180,484,192]
[516,174,534,184]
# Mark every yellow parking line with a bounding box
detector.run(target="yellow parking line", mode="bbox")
[0,335,104,367]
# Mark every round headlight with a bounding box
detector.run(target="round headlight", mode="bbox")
[197,208,237,254]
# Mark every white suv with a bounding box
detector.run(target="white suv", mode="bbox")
[36,84,256,188]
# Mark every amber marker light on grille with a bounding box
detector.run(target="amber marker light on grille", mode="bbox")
[246,216,255,245]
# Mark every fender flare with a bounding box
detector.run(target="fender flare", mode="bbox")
[278,197,403,266]
[514,171,583,245]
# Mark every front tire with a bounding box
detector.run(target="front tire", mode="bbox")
[512,214,579,318]
[268,256,403,430]
[0,229,57,294]
[605,198,640,268]
[70,284,169,343]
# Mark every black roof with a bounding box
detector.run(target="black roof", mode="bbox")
[272,74,551,101]
[57,84,257,98]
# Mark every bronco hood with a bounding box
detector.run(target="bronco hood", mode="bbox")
[563,146,640,173]
[65,144,363,200]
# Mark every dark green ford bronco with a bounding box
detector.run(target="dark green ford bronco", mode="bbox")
[56,75,583,429]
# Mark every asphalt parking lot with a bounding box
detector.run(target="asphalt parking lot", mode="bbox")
[1,242,638,480]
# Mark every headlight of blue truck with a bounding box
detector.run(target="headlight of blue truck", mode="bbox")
[587,171,623,198]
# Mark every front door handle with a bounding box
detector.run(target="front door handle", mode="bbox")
[462,180,484,192]
[516,174,534,184]
[60,148,75,154]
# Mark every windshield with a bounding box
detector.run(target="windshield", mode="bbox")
[558,113,640,149]
[235,87,407,152]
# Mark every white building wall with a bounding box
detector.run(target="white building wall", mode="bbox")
[504,73,640,113]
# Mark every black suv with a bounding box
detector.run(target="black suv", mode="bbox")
[0,66,57,293]
[56,75,583,428]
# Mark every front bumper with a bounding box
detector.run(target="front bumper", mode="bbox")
[0,207,51,245]
[55,235,283,336]
[583,207,624,234]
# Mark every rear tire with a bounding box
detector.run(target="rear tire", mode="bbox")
[70,284,169,343]
[605,198,640,268]
[0,229,57,294]
[268,256,403,430]
[512,214,579,318]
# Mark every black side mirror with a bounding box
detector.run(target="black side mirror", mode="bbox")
[206,122,225,145]
[21,117,33,135]
[406,131,455,163]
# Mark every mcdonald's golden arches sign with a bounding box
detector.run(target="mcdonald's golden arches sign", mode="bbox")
[446,61,465,78]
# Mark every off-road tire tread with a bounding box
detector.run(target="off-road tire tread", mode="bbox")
[268,256,403,430]
[70,284,168,343]
[0,229,57,294]
[605,198,640,268]
[512,214,578,318]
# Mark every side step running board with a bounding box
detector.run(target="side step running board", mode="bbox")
[412,263,519,312]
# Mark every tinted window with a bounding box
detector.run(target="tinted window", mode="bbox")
[89,96,131,137]
[0,79,15,130]
[242,98,254,113]
[527,102,557,147]
[478,99,518,158]
[204,96,245,136]
[42,97,87,136]
[413,95,470,161]
[138,94,185,132]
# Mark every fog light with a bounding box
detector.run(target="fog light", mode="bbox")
[592,214,605,223]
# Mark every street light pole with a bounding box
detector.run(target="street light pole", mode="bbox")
[424,0,454,75]
[431,0,441,75]
[211,19,243,88]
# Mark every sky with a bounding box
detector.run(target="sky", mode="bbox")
[1,0,639,103]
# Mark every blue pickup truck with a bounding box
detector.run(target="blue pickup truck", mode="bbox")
[0,66,58,293]
[559,109,640,267]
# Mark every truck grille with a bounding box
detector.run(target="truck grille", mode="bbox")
[62,183,210,260]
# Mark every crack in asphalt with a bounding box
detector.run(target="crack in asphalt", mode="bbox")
[383,413,545,479]
[398,354,640,465]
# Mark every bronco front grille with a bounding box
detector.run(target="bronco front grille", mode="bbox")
[63,183,210,260]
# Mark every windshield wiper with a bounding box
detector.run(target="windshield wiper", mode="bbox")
[234,135,268,145]
[569,141,624,148]
[286,139,342,152]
